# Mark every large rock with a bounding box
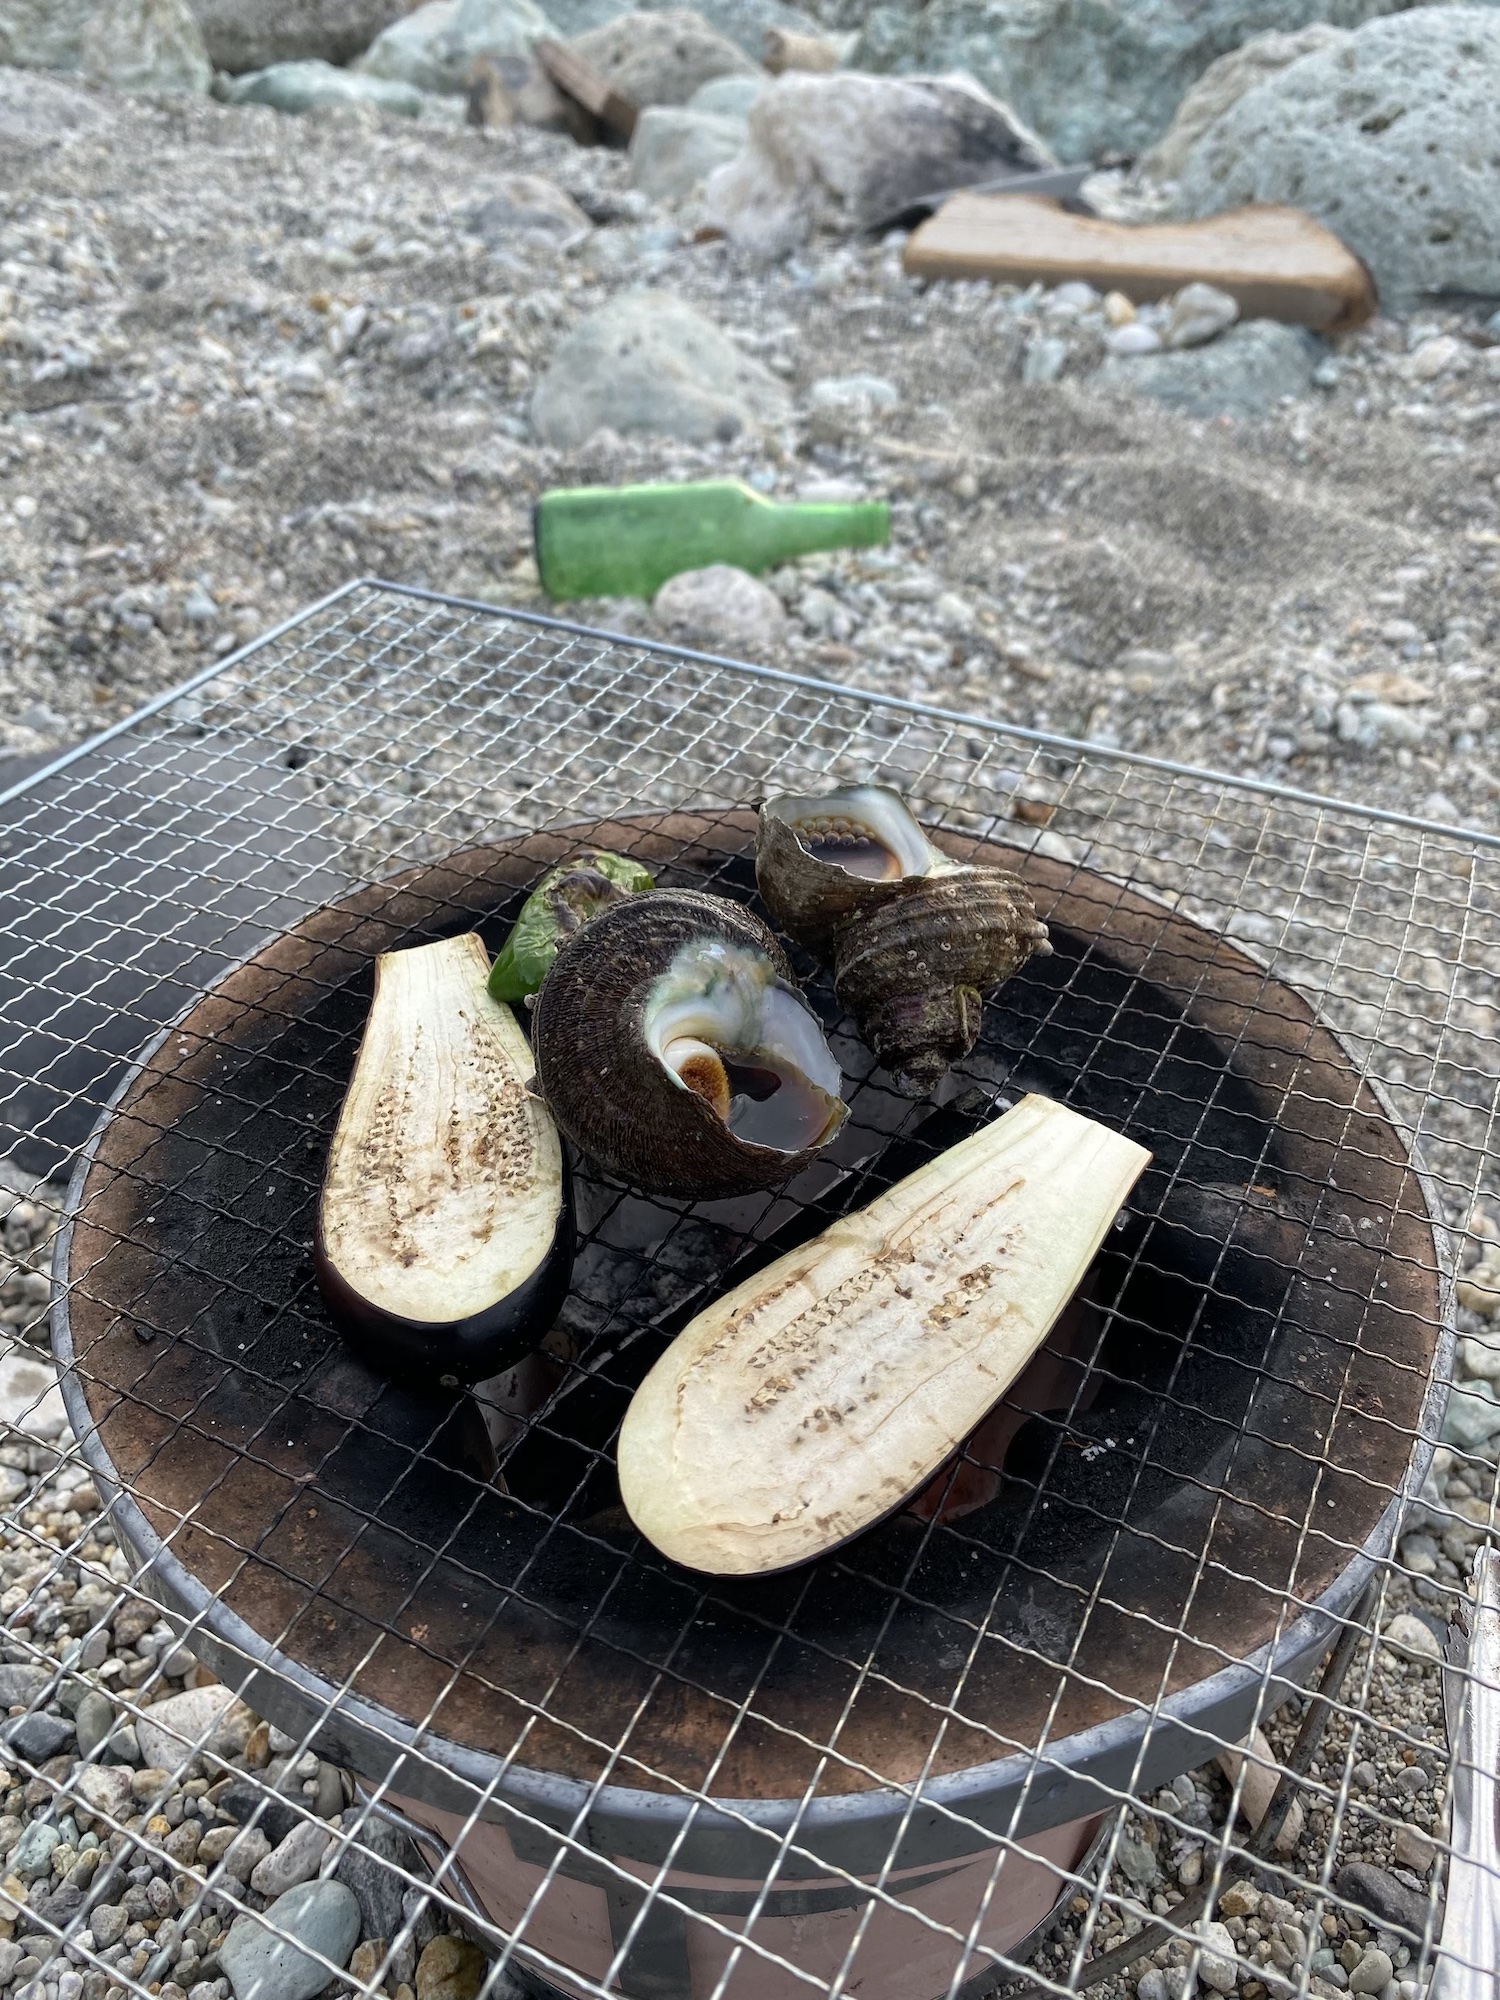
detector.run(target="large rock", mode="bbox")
[630,105,748,202]
[1140,23,1347,182]
[564,9,760,108]
[0,0,93,69]
[1172,7,1500,304]
[1098,319,1318,416]
[84,0,211,92]
[460,173,593,242]
[530,289,788,446]
[848,0,1416,164]
[218,59,435,116]
[702,70,1052,256]
[189,0,407,71]
[654,565,787,652]
[541,0,819,57]
[359,0,549,94]
[0,68,115,151]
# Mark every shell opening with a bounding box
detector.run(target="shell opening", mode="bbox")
[769,785,955,883]
[648,941,844,1154]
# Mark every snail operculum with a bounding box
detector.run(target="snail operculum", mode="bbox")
[756,785,1051,1096]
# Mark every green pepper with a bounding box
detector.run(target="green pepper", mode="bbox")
[488,851,656,1004]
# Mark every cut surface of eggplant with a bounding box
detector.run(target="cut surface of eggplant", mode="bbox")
[317,932,571,1384]
[618,1093,1150,1576]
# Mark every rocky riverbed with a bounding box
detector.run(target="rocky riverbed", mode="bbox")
[3,16,1500,2000]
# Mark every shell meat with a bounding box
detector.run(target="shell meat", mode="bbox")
[532,887,846,1199]
[756,784,1051,1094]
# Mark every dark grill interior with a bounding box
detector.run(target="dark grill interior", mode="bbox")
[59,810,1442,1805]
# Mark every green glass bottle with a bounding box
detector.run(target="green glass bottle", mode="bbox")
[533,480,891,601]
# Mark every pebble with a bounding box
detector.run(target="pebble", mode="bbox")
[1349,1949,1395,1994]
[219,1880,361,2000]
[653,564,787,656]
[1409,334,1465,380]
[1105,321,1163,356]
[333,1809,421,1941]
[1194,1920,1239,1995]
[73,1690,116,1760]
[1164,282,1238,350]
[1382,1612,1443,1663]
[1392,1825,1435,1872]
[250,1819,332,1897]
[414,1935,487,2000]
[74,1763,135,1822]
[9,1821,60,1881]
[1336,1863,1431,1939]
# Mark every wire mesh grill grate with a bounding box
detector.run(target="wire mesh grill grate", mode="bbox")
[0,580,1495,2000]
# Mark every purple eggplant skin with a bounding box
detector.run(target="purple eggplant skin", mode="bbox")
[313,1152,574,1389]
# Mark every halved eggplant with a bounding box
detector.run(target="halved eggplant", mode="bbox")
[617,1093,1149,1575]
[316,932,572,1386]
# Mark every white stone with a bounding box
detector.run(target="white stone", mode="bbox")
[654,565,787,656]
[219,59,431,117]
[1409,335,1466,381]
[630,107,748,205]
[134,1684,239,1777]
[702,70,1053,258]
[1105,322,1162,357]
[73,1764,135,1824]
[0,1348,67,1442]
[1216,1727,1303,1850]
[1164,281,1238,350]
[808,373,900,412]
[1195,1920,1239,1994]
[531,289,788,448]
[1174,8,1500,305]
[1382,1612,1442,1664]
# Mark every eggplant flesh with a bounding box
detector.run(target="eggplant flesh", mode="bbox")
[618,1093,1150,1576]
[316,932,571,1385]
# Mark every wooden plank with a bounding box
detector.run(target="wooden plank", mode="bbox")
[535,37,638,139]
[903,196,1377,332]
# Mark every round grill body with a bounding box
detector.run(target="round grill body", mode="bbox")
[53,813,1450,2000]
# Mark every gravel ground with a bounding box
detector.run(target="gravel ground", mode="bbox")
[3,54,1500,2000]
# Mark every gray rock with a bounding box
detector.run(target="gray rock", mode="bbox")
[189,0,407,70]
[75,1763,135,1821]
[564,9,760,108]
[10,1821,61,1881]
[83,0,212,93]
[133,1685,238,1777]
[541,0,819,56]
[1173,7,1500,306]
[1442,1380,1500,1451]
[74,1692,116,1761]
[217,58,434,117]
[0,1664,51,1708]
[358,0,548,96]
[1098,319,1318,417]
[0,67,115,150]
[90,1904,129,1949]
[2,1711,76,1763]
[0,1347,67,1441]
[687,71,766,113]
[530,288,788,447]
[1350,1950,1396,1994]
[0,0,93,69]
[1163,281,1238,349]
[217,1780,305,1850]
[848,0,1408,164]
[1140,23,1348,183]
[1382,1612,1443,1663]
[219,1880,360,2000]
[654,564,788,651]
[1337,1863,1431,1939]
[629,106,747,203]
[461,173,592,243]
[332,1809,420,1940]
[701,70,1052,257]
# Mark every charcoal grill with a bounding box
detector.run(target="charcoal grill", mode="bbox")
[0,580,1491,2000]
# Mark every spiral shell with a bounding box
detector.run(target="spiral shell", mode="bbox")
[756,785,1051,1095]
[532,887,846,1199]
[833,875,1052,1094]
